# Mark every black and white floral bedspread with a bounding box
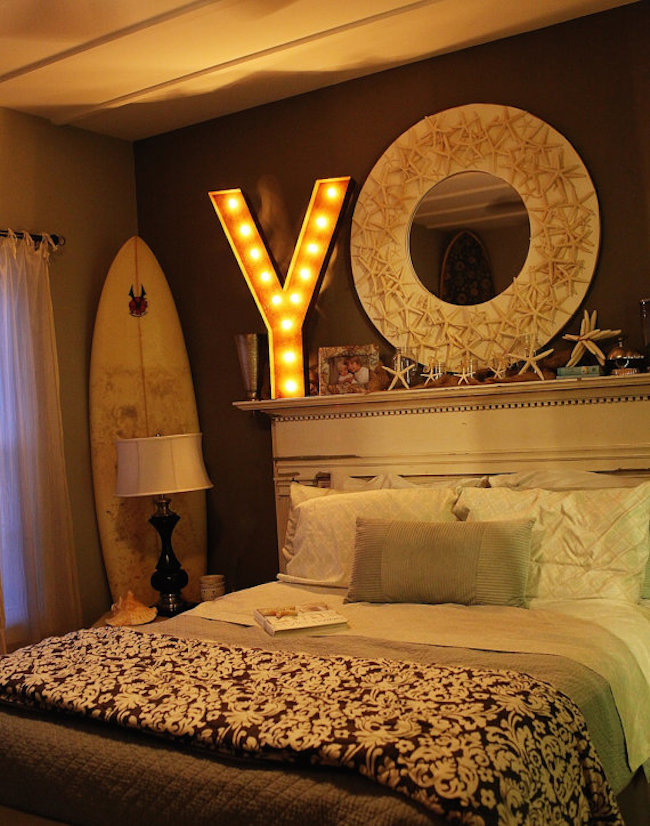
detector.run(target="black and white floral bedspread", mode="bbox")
[0,627,622,826]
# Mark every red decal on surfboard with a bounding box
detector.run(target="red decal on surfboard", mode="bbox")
[128,285,148,317]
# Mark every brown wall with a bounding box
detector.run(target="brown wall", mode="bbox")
[0,107,138,622]
[134,2,650,590]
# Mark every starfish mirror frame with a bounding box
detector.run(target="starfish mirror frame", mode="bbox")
[350,104,601,372]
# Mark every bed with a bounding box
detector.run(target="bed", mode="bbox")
[1,377,649,825]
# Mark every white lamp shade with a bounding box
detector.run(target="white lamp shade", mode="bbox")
[115,433,213,497]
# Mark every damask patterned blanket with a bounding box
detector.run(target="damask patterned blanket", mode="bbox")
[0,627,622,826]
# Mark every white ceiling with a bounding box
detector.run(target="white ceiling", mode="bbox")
[0,0,637,142]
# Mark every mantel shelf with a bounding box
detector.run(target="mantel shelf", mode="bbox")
[234,373,650,419]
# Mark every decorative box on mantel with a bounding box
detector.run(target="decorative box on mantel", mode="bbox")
[235,375,650,569]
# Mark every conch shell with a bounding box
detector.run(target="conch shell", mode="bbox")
[106,591,157,626]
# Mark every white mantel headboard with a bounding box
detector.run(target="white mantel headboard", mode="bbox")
[235,375,650,569]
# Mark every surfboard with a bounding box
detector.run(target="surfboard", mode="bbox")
[90,236,207,607]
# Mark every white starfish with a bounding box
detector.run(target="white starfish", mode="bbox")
[455,359,476,385]
[383,360,416,390]
[515,346,554,380]
[562,309,621,367]
[489,357,510,381]
[421,360,445,386]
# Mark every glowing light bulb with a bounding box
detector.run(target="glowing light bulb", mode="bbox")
[249,247,261,261]
[271,294,282,306]
[283,350,297,363]
[315,215,328,229]
[326,186,339,199]
[281,318,292,330]
[306,242,319,255]
[227,197,240,210]
[239,223,252,237]
[289,292,301,304]
[284,379,299,394]
[260,271,271,283]
[299,267,311,280]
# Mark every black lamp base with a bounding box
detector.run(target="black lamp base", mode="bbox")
[149,495,191,617]
[154,593,193,618]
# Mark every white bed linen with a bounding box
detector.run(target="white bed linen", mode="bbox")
[192,582,650,773]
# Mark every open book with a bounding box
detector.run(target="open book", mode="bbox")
[253,603,348,636]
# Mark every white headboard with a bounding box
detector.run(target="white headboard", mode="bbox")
[235,375,650,569]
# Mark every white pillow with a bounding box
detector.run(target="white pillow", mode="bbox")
[282,481,378,561]
[283,476,486,559]
[280,487,460,587]
[341,475,392,490]
[454,484,650,604]
[488,471,650,600]
[343,474,487,490]
[489,469,647,490]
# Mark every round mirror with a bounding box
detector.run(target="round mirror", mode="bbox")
[350,104,600,371]
[409,172,530,304]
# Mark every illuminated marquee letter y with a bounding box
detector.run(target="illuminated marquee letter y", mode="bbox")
[209,177,351,398]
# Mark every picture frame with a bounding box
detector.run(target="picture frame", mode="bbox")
[318,344,380,395]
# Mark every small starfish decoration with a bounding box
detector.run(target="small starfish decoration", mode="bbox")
[383,360,416,390]
[455,359,476,385]
[421,360,446,386]
[489,357,510,381]
[563,310,621,367]
[515,345,554,380]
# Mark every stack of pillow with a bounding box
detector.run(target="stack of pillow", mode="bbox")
[278,471,650,609]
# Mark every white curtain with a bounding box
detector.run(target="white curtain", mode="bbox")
[0,233,82,652]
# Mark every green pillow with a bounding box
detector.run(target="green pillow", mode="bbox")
[346,517,534,607]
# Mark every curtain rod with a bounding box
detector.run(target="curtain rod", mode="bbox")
[0,229,65,247]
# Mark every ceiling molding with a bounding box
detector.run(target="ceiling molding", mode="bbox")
[0,0,220,85]
[0,0,638,140]
[62,0,442,129]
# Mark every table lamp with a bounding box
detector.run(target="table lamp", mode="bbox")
[115,433,212,616]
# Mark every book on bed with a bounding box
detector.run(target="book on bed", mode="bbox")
[253,603,348,635]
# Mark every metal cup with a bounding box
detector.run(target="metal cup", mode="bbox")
[234,333,268,400]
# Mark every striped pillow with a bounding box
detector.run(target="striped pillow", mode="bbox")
[346,518,534,607]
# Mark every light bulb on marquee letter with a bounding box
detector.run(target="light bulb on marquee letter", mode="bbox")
[209,177,351,398]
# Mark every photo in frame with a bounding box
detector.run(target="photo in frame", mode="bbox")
[318,345,380,395]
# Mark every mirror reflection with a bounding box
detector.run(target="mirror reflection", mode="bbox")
[409,171,530,305]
